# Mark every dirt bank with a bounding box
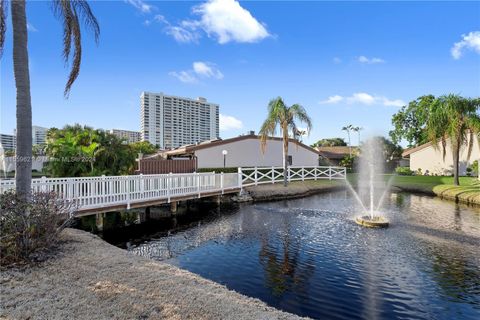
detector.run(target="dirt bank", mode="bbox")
[245,180,345,202]
[0,228,305,320]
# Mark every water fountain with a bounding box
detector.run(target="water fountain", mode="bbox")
[349,138,390,228]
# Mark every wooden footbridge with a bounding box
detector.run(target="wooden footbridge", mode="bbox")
[0,166,346,216]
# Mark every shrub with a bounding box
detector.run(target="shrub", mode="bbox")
[471,160,478,176]
[339,155,356,173]
[197,167,239,173]
[466,167,472,177]
[395,166,414,176]
[0,191,75,266]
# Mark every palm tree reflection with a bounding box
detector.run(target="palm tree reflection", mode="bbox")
[258,214,315,298]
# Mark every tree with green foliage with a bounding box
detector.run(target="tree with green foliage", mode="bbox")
[311,138,347,148]
[342,124,354,156]
[392,94,480,184]
[45,125,157,177]
[130,141,158,156]
[259,97,312,187]
[390,95,435,147]
[351,126,363,146]
[0,0,99,199]
[360,136,403,172]
[339,154,356,172]
[425,95,480,185]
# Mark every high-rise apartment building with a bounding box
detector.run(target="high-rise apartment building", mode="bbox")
[140,92,219,149]
[109,129,141,143]
[14,126,49,145]
[0,134,16,151]
[32,126,48,145]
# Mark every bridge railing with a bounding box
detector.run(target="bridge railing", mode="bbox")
[0,166,346,212]
[0,172,240,211]
[239,166,347,187]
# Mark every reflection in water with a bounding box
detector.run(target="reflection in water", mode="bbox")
[102,192,480,320]
[258,214,315,299]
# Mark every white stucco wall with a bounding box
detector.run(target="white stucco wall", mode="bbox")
[0,156,48,173]
[195,138,319,168]
[409,135,479,176]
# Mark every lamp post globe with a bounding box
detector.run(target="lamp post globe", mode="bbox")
[222,150,228,168]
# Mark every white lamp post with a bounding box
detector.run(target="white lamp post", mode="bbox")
[222,150,228,168]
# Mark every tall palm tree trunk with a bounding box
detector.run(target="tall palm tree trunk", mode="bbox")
[452,138,460,186]
[282,125,289,187]
[11,0,32,199]
[348,131,351,156]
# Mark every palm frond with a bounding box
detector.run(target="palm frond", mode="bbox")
[289,103,312,134]
[52,0,100,97]
[259,116,278,153]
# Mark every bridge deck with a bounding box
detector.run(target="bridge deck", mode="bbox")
[76,187,240,216]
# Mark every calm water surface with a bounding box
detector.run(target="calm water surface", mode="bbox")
[104,192,480,320]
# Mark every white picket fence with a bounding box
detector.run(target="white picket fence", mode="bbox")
[0,166,346,212]
[239,166,347,187]
[0,172,240,211]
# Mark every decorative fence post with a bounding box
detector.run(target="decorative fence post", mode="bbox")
[68,179,74,202]
[165,173,170,202]
[271,166,275,184]
[41,176,47,192]
[197,172,201,198]
[126,177,131,209]
[328,167,332,180]
[254,167,258,186]
[102,175,106,205]
[237,167,243,191]
[220,172,224,194]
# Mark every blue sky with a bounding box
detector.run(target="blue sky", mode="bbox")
[1,0,479,146]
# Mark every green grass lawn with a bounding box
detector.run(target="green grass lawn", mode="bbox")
[347,173,480,204]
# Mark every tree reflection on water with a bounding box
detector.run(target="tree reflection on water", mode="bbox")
[258,214,315,299]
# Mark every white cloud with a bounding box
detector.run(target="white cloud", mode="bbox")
[333,57,342,64]
[451,31,480,59]
[220,114,243,131]
[27,23,38,32]
[153,14,167,23]
[381,97,405,107]
[347,92,376,105]
[320,92,405,107]
[357,55,385,64]
[319,95,343,104]
[125,0,154,13]
[163,0,270,44]
[168,71,198,84]
[191,0,270,44]
[170,61,223,83]
[165,26,200,44]
[193,61,224,79]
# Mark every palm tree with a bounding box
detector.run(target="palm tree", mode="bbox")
[352,126,363,147]
[259,97,312,187]
[342,124,353,156]
[0,0,99,199]
[426,95,480,185]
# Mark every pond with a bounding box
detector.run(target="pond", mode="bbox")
[102,192,480,320]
